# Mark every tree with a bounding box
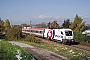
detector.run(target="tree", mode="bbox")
[0,18,4,26]
[74,22,85,32]
[36,22,47,28]
[4,19,10,30]
[69,14,85,32]
[4,19,10,27]
[62,19,71,28]
[0,18,4,34]
[47,22,51,28]
[47,20,60,29]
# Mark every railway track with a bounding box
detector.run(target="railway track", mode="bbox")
[70,45,90,53]
[36,37,90,53]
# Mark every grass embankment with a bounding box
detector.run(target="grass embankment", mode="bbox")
[19,36,90,60]
[0,41,35,60]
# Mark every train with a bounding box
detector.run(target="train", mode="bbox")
[22,27,75,44]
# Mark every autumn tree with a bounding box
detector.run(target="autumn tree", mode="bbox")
[69,14,85,32]
[4,19,10,30]
[47,22,51,29]
[0,18,4,26]
[62,19,71,28]
[47,20,60,29]
[0,18,4,34]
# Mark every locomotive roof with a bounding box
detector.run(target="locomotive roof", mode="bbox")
[22,27,72,31]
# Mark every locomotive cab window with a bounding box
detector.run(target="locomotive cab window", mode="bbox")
[65,31,72,36]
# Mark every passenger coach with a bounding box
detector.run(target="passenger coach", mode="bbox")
[22,27,44,37]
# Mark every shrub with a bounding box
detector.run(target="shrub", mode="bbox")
[25,34,42,43]
[74,32,88,43]
[25,34,35,42]
[5,26,22,41]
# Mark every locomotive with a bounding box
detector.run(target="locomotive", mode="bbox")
[22,27,75,44]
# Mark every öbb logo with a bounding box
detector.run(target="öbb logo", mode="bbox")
[47,29,55,39]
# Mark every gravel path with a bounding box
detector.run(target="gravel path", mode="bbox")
[9,41,68,60]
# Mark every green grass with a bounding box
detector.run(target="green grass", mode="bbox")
[20,41,90,60]
[0,41,35,60]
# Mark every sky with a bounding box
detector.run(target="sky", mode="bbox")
[0,0,90,25]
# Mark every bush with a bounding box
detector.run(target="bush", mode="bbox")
[74,32,88,43]
[5,26,22,41]
[25,34,35,42]
[25,34,42,43]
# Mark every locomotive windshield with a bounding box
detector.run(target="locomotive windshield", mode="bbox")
[65,31,72,36]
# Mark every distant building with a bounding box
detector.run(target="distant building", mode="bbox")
[82,30,90,36]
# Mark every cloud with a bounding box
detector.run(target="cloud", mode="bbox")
[33,15,64,20]
[31,15,65,25]
[34,15,53,19]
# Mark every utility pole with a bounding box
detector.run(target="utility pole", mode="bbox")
[30,21,32,35]
[30,21,32,28]
[11,12,13,27]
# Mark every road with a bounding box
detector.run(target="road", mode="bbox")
[9,41,68,60]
